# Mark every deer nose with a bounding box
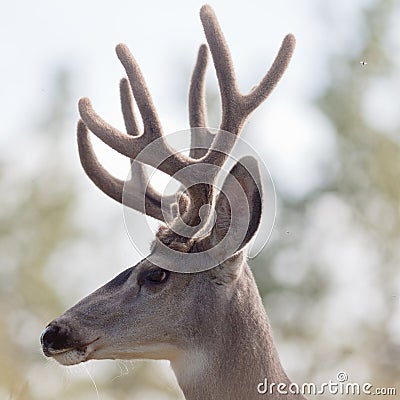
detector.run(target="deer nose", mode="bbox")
[41,324,69,355]
[41,325,59,348]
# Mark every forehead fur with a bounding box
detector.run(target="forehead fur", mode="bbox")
[156,225,195,253]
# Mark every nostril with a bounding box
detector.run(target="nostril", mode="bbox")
[41,325,60,349]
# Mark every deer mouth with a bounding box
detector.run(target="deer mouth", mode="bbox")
[44,337,101,366]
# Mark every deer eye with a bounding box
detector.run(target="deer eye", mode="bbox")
[145,269,169,284]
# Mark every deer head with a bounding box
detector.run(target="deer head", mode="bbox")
[41,5,298,400]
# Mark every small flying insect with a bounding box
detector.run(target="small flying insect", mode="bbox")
[360,61,368,65]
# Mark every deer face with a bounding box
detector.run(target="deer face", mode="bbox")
[41,262,231,366]
[41,261,196,365]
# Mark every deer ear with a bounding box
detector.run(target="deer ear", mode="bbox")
[207,156,262,255]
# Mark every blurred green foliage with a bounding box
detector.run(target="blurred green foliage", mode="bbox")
[0,71,78,398]
[254,0,399,396]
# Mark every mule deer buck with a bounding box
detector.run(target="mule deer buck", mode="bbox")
[41,5,304,399]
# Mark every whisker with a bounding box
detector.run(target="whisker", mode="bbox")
[111,360,130,381]
[82,364,100,400]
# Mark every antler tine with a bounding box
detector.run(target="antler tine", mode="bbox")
[119,77,140,137]
[199,5,238,134]
[116,44,163,139]
[189,44,208,130]
[200,6,237,105]
[200,5,295,133]
[77,120,123,202]
[243,34,296,114]
[188,44,214,159]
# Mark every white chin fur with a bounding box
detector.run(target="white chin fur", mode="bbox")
[52,348,88,366]
[52,341,97,366]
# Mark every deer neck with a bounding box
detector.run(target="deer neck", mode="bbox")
[171,263,303,400]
